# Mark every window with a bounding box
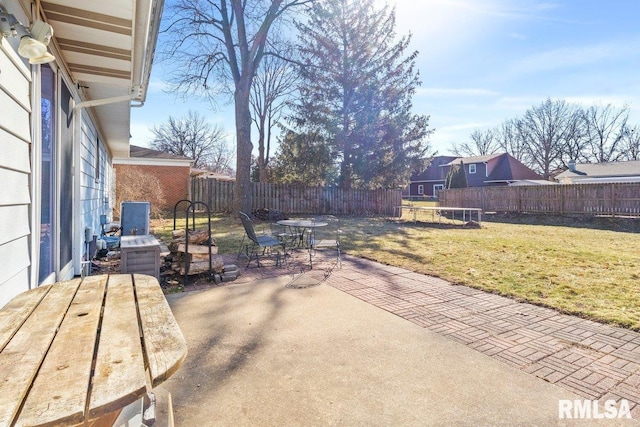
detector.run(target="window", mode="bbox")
[95,136,100,183]
[39,65,55,283]
[39,65,74,284]
[433,184,444,195]
[417,184,424,195]
[469,164,476,174]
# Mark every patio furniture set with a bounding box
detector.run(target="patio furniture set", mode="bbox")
[238,211,341,270]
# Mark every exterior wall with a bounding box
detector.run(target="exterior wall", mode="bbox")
[0,36,32,307]
[78,113,113,273]
[114,164,191,210]
[465,162,488,187]
[0,1,116,305]
[409,181,444,198]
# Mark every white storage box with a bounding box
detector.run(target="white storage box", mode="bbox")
[121,235,160,279]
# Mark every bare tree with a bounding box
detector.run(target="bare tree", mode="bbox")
[250,50,298,182]
[150,111,230,170]
[583,103,629,163]
[495,119,529,165]
[518,98,583,178]
[452,129,498,157]
[620,124,640,161]
[161,0,314,213]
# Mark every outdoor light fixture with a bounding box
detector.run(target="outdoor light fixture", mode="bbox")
[0,10,55,64]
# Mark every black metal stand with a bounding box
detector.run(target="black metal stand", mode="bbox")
[172,200,213,286]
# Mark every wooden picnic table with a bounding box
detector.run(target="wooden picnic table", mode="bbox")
[0,274,187,426]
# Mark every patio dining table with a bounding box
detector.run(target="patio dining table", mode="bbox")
[277,219,327,248]
[0,273,187,426]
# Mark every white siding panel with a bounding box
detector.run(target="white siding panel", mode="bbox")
[0,128,30,173]
[0,236,30,282]
[80,116,102,235]
[0,168,30,206]
[0,205,30,244]
[0,43,32,306]
[0,89,30,140]
[0,269,30,309]
[0,44,30,109]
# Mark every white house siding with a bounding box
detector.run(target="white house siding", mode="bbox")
[76,113,113,274]
[0,39,33,307]
[0,12,117,301]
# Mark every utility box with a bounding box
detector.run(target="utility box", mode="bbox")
[121,201,150,236]
[120,235,160,279]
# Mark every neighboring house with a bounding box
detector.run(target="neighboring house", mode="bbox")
[409,153,543,198]
[408,155,457,198]
[556,160,640,184]
[0,0,162,307]
[114,145,194,210]
[191,168,235,181]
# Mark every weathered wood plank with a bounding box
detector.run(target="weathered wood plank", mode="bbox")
[89,274,146,419]
[0,285,50,351]
[133,274,187,387]
[0,279,80,426]
[176,243,217,254]
[17,275,107,426]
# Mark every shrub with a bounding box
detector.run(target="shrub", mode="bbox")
[115,167,166,219]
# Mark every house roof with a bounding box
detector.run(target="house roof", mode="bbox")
[113,145,193,166]
[410,155,456,181]
[444,154,502,166]
[486,153,543,182]
[129,145,192,161]
[556,160,640,179]
[508,179,558,186]
[38,0,164,157]
[191,168,235,181]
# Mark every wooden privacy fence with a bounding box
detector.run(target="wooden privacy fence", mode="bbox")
[191,178,402,215]
[440,183,640,216]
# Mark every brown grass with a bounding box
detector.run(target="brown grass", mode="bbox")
[151,211,640,330]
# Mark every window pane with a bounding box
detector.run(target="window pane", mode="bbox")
[60,81,73,266]
[39,65,55,282]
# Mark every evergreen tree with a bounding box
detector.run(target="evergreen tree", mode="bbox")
[291,0,431,190]
[270,131,337,185]
[445,161,468,189]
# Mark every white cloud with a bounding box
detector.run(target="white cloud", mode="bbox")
[510,39,640,75]
[508,32,528,40]
[417,87,500,97]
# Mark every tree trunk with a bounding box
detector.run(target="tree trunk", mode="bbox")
[234,80,254,214]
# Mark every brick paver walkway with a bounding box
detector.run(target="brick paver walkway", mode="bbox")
[183,250,640,417]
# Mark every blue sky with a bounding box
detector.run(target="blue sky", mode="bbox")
[130,0,640,158]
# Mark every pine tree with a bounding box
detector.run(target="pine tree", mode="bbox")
[445,161,468,189]
[291,0,431,190]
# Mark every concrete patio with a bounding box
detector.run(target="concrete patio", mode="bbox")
[156,251,640,426]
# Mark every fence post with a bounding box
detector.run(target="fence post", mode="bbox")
[611,183,616,217]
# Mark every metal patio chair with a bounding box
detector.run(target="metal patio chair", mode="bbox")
[268,210,300,249]
[239,211,285,267]
[309,215,341,270]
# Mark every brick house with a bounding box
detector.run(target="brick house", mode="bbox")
[113,145,194,210]
[409,153,543,198]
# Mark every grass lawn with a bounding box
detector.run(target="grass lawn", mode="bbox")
[151,211,640,331]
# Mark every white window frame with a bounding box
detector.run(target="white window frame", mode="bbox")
[433,184,444,195]
[469,164,477,174]
[417,184,424,195]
